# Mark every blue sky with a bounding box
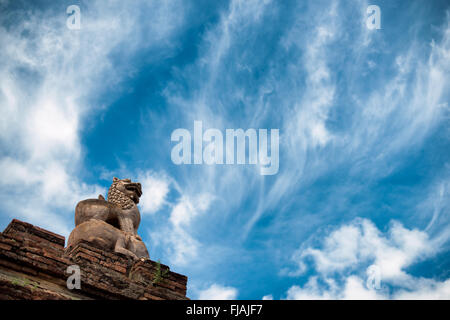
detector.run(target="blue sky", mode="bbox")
[0,0,449,299]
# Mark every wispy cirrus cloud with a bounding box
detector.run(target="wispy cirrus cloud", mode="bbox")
[149,191,214,266]
[0,0,187,235]
[139,1,450,298]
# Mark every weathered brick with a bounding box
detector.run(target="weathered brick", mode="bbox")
[0,219,189,300]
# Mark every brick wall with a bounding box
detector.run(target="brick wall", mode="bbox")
[0,219,188,300]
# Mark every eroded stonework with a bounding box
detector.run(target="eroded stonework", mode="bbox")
[0,177,188,300]
[0,219,188,300]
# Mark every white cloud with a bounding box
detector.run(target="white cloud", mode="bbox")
[284,218,450,300]
[341,276,384,300]
[138,171,170,215]
[197,283,238,300]
[170,197,197,227]
[262,294,274,300]
[286,275,384,300]
[170,193,212,226]
[394,279,450,300]
[150,193,214,266]
[290,219,435,281]
[287,275,450,300]
[286,277,335,300]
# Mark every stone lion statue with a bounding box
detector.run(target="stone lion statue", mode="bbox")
[67,177,150,260]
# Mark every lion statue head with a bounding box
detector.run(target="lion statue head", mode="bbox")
[107,177,143,210]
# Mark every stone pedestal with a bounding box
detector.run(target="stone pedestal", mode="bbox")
[0,219,188,300]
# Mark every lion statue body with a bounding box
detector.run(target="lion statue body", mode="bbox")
[67,177,149,260]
